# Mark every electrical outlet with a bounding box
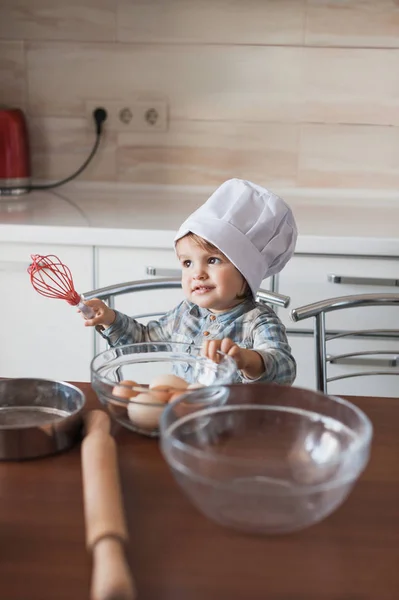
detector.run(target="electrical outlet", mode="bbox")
[85,99,168,133]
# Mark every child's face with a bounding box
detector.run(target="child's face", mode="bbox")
[176,235,247,313]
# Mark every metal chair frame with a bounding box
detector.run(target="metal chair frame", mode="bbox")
[290,293,399,393]
[83,278,290,369]
[83,277,290,314]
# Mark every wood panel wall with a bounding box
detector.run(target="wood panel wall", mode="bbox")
[1,0,399,192]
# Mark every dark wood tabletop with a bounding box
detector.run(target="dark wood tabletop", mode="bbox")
[1,382,398,600]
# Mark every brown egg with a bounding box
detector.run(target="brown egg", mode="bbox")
[173,382,208,418]
[148,385,173,404]
[150,374,188,392]
[168,390,188,403]
[111,379,139,406]
[127,392,165,431]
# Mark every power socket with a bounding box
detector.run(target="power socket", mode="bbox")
[85,99,168,133]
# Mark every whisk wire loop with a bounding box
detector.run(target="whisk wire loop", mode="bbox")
[28,254,82,305]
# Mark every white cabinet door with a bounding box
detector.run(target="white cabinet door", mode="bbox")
[95,246,185,315]
[0,242,94,381]
[94,246,186,353]
[279,255,399,331]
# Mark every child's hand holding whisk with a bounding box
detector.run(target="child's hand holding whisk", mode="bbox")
[79,298,116,328]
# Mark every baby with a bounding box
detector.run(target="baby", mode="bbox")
[83,178,298,384]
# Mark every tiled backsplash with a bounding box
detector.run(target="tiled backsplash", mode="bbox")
[1,0,399,189]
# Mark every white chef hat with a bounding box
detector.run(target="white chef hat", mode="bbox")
[174,178,297,297]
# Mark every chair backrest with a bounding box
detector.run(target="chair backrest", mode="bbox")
[83,277,290,319]
[290,293,399,394]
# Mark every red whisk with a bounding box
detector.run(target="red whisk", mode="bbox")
[28,254,95,319]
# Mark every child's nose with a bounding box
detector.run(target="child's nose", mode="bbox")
[193,265,207,279]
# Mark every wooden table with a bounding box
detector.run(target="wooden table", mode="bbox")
[1,383,398,600]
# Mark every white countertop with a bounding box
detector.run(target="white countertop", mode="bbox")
[0,182,398,255]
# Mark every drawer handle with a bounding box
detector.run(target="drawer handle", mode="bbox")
[327,352,399,368]
[328,274,399,287]
[146,266,181,277]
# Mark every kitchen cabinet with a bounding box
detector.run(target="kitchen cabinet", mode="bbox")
[94,246,399,396]
[2,236,398,396]
[278,254,399,331]
[94,246,186,354]
[280,254,399,396]
[95,246,184,315]
[0,242,94,381]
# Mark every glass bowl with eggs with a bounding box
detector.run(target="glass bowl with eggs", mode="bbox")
[90,341,237,437]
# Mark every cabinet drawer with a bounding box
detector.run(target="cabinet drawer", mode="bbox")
[289,333,399,398]
[95,245,185,319]
[0,242,94,381]
[279,255,399,331]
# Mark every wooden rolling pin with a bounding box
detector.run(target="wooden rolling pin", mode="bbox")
[81,410,136,600]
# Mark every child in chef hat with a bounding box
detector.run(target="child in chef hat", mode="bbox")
[83,178,298,384]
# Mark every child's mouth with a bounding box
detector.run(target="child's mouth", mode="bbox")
[192,286,214,295]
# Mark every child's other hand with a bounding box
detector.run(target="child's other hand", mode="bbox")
[201,337,246,369]
[78,298,116,328]
[201,337,265,380]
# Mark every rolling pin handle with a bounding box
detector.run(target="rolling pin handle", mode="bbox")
[91,537,136,600]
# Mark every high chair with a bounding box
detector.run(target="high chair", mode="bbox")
[290,293,399,394]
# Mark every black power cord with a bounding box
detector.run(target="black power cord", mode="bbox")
[5,107,107,193]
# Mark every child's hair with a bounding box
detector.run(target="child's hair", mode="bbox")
[184,232,252,300]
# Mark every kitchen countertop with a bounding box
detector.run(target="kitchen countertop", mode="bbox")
[0,182,398,255]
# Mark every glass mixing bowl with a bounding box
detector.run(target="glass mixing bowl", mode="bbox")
[90,342,237,437]
[160,383,373,534]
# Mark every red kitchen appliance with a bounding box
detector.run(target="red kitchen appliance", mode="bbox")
[0,106,106,196]
[0,107,31,196]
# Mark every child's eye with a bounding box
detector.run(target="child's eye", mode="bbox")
[208,257,221,265]
[182,259,191,268]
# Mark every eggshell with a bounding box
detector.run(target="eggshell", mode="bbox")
[111,379,139,406]
[148,385,173,404]
[169,390,188,403]
[150,374,188,391]
[172,383,209,419]
[169,382,204,405]
[127,392,165,431]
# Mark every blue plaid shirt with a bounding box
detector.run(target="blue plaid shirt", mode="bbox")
[99,298,296,385]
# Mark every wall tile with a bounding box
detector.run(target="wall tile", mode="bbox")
[28,117,117,181]
[302,47,399,126]
[28,42,399,126]
[0,41,27,108]
[3,3,399,191]
[0,0,116,42]
[117,120,299,186]
[306,0,399,48]
[26,42,304,121]
[298,123,399,188]
[117,0,306,45]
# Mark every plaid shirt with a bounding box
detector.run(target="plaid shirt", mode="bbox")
[100,298,296,385]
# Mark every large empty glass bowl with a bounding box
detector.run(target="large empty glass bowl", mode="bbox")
[160,384,373,534]
[91,342,237,437]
